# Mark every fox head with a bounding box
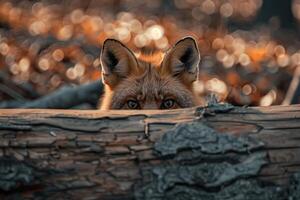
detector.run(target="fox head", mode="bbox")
[99,37,202,110]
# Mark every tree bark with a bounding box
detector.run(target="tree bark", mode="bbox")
[0,104,300,199]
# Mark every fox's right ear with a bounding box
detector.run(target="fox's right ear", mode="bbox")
[161,37,200,86]
[100,39,138,88]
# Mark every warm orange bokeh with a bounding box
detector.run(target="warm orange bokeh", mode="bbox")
[0,0,298,106]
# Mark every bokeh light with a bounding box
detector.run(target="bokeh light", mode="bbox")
[0,0,299,107]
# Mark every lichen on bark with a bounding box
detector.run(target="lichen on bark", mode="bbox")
[0,157,37,191]
[0,157,65,191]
[136,179,285,200]
[154,122,264,157]
[135,121,288,200]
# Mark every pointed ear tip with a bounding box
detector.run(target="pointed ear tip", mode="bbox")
[102,38,123,48]
[176,36,198,48]
[182,36,197,42]
[103,38,120,44]
[181,36,197,44]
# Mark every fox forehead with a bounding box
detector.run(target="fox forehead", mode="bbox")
[135,50,164,66]
[109,62,195,108]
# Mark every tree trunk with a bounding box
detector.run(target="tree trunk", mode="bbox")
[255,0,296,29]
[0,104,300,199]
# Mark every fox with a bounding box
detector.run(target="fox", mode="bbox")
[99,36,203,110]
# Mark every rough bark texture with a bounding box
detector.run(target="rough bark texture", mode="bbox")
[0,104,300,199]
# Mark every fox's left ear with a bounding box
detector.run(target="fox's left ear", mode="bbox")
[161,37,200,84]
[100,39,139,88]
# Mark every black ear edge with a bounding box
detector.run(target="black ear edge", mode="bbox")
[170,36,200,62]
[101,38,137,69]
[174,36,199,50]
[102,38,126,50]
[100,39,126,72]
[177,37,200,72]
[100,40,119,73]
[101,38,136,58]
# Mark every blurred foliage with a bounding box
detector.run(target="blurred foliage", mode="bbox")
[0,0,300,107]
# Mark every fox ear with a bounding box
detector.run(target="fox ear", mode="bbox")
[100,39,138,87]
[161,37,200,84]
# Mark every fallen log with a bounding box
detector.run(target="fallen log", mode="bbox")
[0,104,300,199]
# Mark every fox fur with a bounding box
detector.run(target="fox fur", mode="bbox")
[99,37,202,110]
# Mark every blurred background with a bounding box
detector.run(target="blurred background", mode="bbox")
[0,0,300,109]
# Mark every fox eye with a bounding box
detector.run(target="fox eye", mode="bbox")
[161,99,175,109]
[127,100,140,109]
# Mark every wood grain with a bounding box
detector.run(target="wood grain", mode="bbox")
[0,104,299,199]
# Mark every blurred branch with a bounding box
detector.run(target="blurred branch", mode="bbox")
[0,83,26,101]
[282,66,300,105]
[0,72,39,99]
[0,80,103,109]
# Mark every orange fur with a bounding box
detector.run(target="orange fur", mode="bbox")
[135,50,164,66]
[99,37,202,110]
